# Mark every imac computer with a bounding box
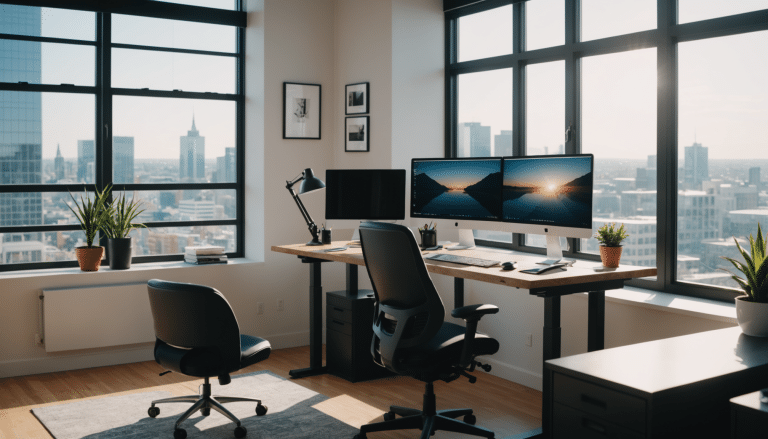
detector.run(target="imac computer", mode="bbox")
[503,154,594,261]
[411,157,504,249]
[324,169,406,237]
[410,155,594,257]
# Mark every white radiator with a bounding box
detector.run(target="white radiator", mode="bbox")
[42,283,155,353]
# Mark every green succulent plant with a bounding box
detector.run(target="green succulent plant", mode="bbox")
[721,223,768,303]
[103,192,146,239]
[594,222,629,247]
[66,185,112,248]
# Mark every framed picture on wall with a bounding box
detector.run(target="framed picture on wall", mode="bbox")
[283,82,321,139]
[345,116,369,152]
[345,82,369,115]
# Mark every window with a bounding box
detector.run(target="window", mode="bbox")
[0,2,245,271]
[446,0,768,302]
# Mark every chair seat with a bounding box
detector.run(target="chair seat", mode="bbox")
[240,334,271,368]
[399,322,499,371]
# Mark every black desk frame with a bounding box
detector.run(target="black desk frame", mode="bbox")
[291,256,626,439]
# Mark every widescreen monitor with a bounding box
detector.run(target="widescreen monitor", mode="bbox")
[411,158,502,221]
[502,154,594,231]
[325,169,406,222]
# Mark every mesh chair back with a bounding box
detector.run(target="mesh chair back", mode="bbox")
[359,222,445,372]
[147,279,241,366]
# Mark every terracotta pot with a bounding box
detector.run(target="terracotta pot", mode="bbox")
[599,245,622,268]
[75,246,104,271]
[735,295,768,337]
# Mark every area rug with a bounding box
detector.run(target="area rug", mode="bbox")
[31,371,359,439]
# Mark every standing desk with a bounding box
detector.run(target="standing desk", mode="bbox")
[271,241,656,438]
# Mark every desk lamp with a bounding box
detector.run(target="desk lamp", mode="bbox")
[286,168,325,246]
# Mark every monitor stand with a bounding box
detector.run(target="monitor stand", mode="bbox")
[538,234,564,265]
[446,229,475,250]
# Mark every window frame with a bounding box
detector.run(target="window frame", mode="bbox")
[445,0,768,302]
[0,1,246,272]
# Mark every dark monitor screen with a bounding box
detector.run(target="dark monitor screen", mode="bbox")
[325,169,406,220]
[411,158,502,220]
[502,154,593,229]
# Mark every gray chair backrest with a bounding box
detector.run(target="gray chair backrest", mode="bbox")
[359,222,445,373]
[147,279,241,366]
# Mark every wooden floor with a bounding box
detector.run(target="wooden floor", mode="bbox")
[0,346,541,438]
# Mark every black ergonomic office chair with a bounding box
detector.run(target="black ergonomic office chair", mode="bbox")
[146,279,272,439]
[355,222,501,439]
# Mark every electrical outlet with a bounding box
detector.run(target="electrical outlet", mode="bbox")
[526,333,532,347]
[35,333,44,346]
[277,299,284,312]
[257,302,264,315]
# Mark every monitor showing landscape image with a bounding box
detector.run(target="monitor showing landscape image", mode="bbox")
[411,158,502,220]
[502,155,593,228]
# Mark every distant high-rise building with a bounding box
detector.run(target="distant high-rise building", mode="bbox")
[684,142,709,189]
[113,136,134,184]
[457,122,491,157]
[77,140,94,183]
[648,155,657,168]
[749,167,761,192]
[54,144,65,181]
[216,147,236,183]
[180,116,205,181]
[494,130,512,156]
[1,5,43,246]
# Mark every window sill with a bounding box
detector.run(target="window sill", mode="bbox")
[0,258,262,281]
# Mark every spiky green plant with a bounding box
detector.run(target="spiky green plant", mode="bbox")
[721,223,768,303]
[66,185,112,248]
[594,222,629,247]
[103,192,145,239]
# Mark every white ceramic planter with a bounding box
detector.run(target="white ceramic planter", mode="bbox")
[735,295,768,337]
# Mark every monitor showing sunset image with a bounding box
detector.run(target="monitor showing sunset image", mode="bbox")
[412,158,502,220]
[502,155,593,228]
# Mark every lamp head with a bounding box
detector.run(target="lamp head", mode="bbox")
[299,168,325,195]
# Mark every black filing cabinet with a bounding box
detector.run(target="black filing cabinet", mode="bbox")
[731,391,768,439]
[326,289,391,382]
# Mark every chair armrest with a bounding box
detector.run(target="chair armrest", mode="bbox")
[451,304,499,322]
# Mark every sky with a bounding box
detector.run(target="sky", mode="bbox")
[503,156,592,188]
[457,0,768,161]
[415,159,500,189]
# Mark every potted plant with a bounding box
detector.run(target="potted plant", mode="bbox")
[721,223,768,337]
[594,222,629,268]
[66,185,112,271]
[103,192,145,270]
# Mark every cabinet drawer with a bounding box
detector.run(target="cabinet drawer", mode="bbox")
[327,318,352,336]
[554,374,646,433]
[327,304,351,323]
[553,403,644,439]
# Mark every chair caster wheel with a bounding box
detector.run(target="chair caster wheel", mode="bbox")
[174,428,187,439]
[147,406,160,418]
[201,407,211,416]
[383,411,396,421]
[234,425,247,438]
[464,414,476,425]
[256,403,268,416]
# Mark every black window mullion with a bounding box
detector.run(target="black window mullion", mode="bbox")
[236,12,246,255]
[0,32,95,46]
[445,15,458,157]
[110,43,237,58]
[564,0,581,254]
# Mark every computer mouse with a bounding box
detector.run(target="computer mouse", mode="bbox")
[501,261,515,271]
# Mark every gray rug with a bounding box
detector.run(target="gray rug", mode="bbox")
[31,371,359,438]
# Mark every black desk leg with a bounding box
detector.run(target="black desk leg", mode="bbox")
[541,295,562,439]
[346,263,358,296]
[454,277,464,309]
[289,260,328,379]
[587,291,605,352]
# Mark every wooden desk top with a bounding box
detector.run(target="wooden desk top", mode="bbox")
[271,241,656,290]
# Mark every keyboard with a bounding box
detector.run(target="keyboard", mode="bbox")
[425,253,501,268]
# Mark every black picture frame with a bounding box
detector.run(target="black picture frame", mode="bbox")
[283,82,321,139]
[345,116,369,152]
[345,82,369,115]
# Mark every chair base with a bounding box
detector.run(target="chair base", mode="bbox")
[148,376,266,437]
[356,382,494,439]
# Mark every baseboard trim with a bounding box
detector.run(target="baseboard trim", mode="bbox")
[0,331,312,379]
[480,356,542,391]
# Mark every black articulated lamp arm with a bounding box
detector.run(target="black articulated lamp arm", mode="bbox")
[286,169,324,246]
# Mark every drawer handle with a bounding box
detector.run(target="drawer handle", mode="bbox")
[581,394,607,410]
[332,320,345,326]
[333,307,345,312]
[582,418,607,435]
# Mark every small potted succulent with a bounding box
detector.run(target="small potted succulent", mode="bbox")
[594,222,629,268]
[103,192,145,270]
[66,185,112,271]
[721,223,768,337]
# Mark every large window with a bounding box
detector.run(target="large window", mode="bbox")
[446,0,768,301]
[0,2,245,271]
